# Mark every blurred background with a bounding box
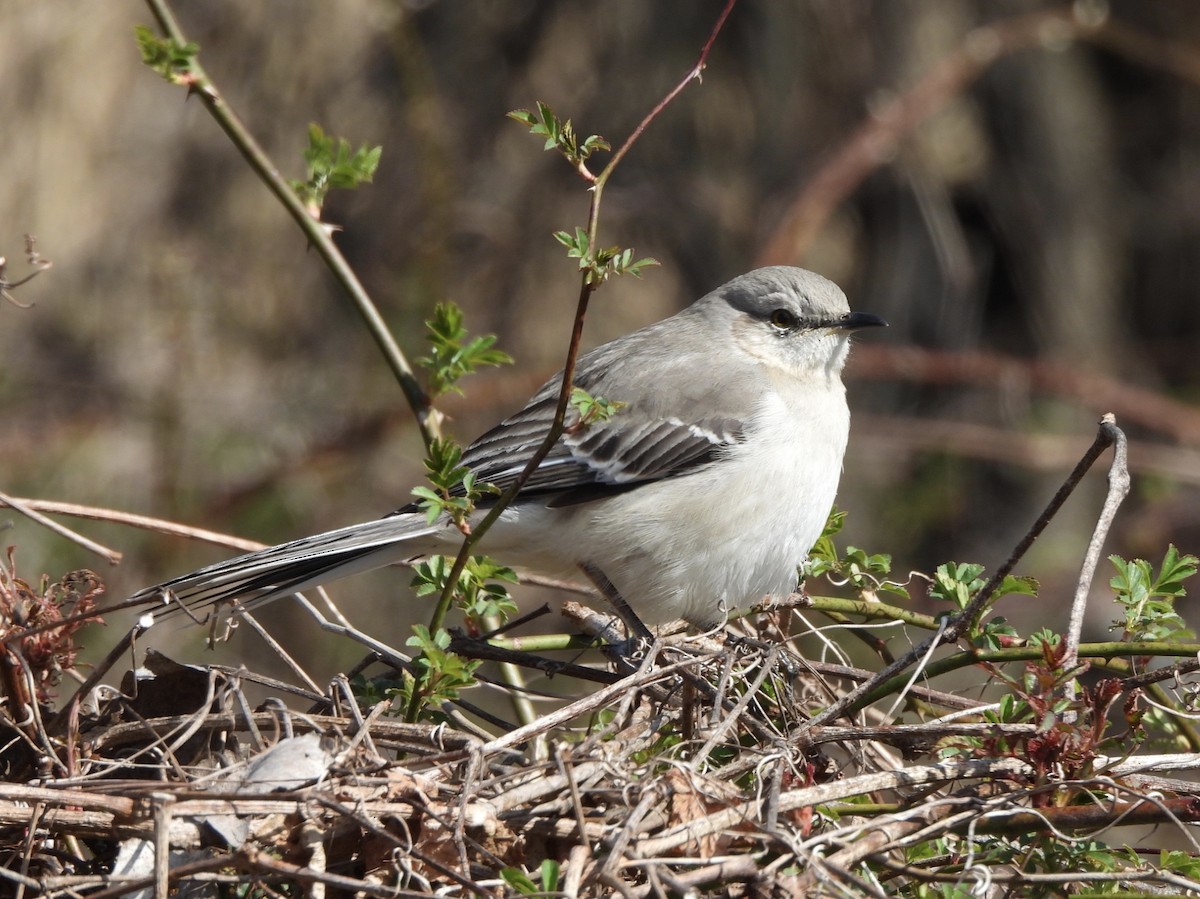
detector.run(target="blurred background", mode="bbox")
[2,1,1199,683]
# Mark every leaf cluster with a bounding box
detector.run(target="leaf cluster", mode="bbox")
[410,437,499,530]
[410,554,518,630]
[944,643,1139,781]
[507,102,609,170]
[927,562,1037,613]
[1109,544,1197,643]
[390,555,518,719]
[568,386,625,430]
[553,227,659,286]
[417,302,512,398]
[288,123,381,218]
[804,510,909,601]
[134,26,199,86]
[395,624,481,715]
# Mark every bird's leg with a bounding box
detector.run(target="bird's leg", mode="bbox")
[578,562,655,645]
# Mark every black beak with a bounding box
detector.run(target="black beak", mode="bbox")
[838,311,888,331]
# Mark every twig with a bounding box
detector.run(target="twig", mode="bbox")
[0,490,122,564]
[479,649,700,754]
[951,416,1119,636]
[0,235,53,308]
[151,792,172,899]
[1063,415,1130,668]
[0,497,267,553]
[141,0,434,445]
[412,0,741,712]
[235,611,324,696]
[799,416,1121,732]
[632,757,1033,859]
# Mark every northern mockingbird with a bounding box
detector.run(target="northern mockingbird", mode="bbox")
[134,266,884,635]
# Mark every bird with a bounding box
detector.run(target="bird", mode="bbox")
[132,266,885,636]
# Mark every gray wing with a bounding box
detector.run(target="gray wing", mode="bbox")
[396,327,751,512]
[458,395,744,507]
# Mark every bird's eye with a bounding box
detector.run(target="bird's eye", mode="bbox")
[769,308,798,329]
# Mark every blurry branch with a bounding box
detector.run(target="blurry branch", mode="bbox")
[1086,15,1200,87]
[853,344,1200,446]
[757,3,1200,263]
[139,0,437,446]
[855,414,1200,485]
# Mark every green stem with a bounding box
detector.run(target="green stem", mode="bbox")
[803,595,946,631]
[853,640,1200,710]
[142,0,436,447]
[484,613,538,728]
[485,632,602,653]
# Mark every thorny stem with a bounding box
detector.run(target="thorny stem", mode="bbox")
[800,415,1124,732]
[600,0,738,179]
[142,0,436,448]
[410,0,741,719]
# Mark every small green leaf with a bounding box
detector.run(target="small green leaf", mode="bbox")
[508,101,609,168]
[540,859,561,892]
[929,562,987,611]
[134,25,199,86]
[1109,546,1197,642]
[417,302,512,397]
[973,616,1023,651]
[289,123,382,216]
[569,387,625,428]
[500,867,539,894]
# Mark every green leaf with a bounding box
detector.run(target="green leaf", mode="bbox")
[1109,546,1197,642]
[1027,628,1060,649]
[500,867,539,894]
[973,616,1023,651]
[508,101,609,168]
[134,25,199,86]
[289,123,382,215]
[929,562,987,611]
[569,387,625,428]
[417,302,512,397]
[540,860,560,892]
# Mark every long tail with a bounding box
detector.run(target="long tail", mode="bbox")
[131,513,444,617]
